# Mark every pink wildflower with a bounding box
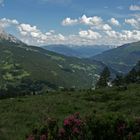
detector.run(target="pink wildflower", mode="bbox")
[40,134,47,140]
[27,135,35,140]
[74,119,82,126]
[59,128,65,137]
[72,127,80,135]
[64,119,70,126]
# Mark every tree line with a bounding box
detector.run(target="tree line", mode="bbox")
[96,61,140,88]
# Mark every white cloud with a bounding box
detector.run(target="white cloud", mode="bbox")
[109,18,120,26]
[105,30,119,38]
[0,17,66,45]
[0,18,19,28]
[31,32,40,38]
[104,29,140,44]
[129,5,140,11]
[62,15,112,31]
[57,33,65,40]
[125,18,140,29]
[18,24,39,33]
[122,30,140,41]
[79,30,102,40]
[0,17,140,46]
[17,26,140,46]
[18,23,42,39]
[102,24,112,30]
[74,29,140,45]
[79,15,103,26]
[90,23,112,31]
[17,23,66,45]
[62,15,103,26]
[62,15,117,32]
[62,18,78,26]
[100,24,112,30]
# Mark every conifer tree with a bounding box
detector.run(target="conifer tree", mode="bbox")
[113,74,124,86]
[96,67,110,88]
[125,68,137,83]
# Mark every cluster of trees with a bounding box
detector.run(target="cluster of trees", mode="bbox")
[113,61,140,86]
[95,67,110,88]
[0,78,46,99]
[0,61,46,98]
[96,61,140,88]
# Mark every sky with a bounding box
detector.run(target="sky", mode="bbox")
[0,0,140,46]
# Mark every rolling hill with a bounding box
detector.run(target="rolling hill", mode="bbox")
[92,41,140,74]
[0,31,105,93]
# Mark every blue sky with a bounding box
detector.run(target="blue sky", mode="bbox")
[0,0,140,46]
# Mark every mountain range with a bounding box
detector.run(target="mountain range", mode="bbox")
[42,45,111,58]
[92,41,140,74]
[0,31,105,91]
[0,30,140,93]
[42,42,140,75]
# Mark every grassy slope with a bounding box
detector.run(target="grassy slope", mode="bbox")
[0,43,104,89]
[0,84,140,139]
[93,41,140,73]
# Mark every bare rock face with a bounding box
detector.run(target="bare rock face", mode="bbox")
[0,29,21,44]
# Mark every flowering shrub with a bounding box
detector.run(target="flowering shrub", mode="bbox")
[59,112,85,139]
[26,113,140,140]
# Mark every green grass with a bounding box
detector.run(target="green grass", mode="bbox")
[0,84,140,140]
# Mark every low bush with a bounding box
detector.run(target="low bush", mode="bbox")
[26,113,140,140]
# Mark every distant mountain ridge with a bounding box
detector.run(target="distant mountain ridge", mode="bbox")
[42,44,112,58]
[92,41,140,74]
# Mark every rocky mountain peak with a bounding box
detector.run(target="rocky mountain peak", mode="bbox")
[0,29,21,44]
